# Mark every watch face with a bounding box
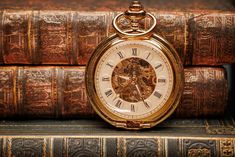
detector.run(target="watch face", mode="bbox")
[94,40,174,119]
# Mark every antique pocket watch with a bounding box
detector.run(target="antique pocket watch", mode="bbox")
[86,1,184,130]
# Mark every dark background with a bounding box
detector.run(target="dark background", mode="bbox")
[228,65,235,117]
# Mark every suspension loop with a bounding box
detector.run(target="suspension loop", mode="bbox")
[112,1,156,38]
[113,13,156,37]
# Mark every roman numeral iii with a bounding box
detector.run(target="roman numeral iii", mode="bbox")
[102,77,110,81]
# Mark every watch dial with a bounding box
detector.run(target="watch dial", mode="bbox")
[112,57,156,103]
[95,40,174,119]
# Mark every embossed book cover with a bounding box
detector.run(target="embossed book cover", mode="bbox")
[0,66,228,118]
[0,0,234,65]
[0,118,234,156]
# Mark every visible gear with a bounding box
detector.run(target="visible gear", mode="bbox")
[112,57,156,102]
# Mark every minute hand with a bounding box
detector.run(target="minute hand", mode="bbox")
[135,84,150,108]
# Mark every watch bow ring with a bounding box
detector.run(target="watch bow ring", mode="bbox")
[112,2,157,37]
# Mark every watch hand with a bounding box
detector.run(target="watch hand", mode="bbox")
[135,84,150,108]
[135,84,142,96]
[118,75,130,80]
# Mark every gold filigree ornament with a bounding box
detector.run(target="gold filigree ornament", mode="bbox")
[85,1,184,129]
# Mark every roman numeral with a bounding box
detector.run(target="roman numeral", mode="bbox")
[105,90,113,97]
[117,52,124,59]
[154,91,162,99]
[115,100,122,108]
[106,62,114,68]
[146,53,151,60]
[132,48,137,56]
[102,76,110,81]
[131,104,135,112]
[155,64,162,69]
[158,78,166,83]
[144,101,150,108]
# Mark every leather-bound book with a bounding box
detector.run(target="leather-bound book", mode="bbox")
[0,0,234,65]
[0,118,234,156]
[0,66,227,118]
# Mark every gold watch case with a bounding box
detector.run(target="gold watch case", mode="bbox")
[85,1,184,130]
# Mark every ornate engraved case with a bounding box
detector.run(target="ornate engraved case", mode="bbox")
[85,1,184,129]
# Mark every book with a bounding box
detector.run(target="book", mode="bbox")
[0,0,234,65]
[0,117,234,156]
[175,67,228,117]
[0,66,227,119]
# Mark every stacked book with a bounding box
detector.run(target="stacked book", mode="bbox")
[0,0,234,156]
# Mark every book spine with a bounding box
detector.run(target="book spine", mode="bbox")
[187,12,235,65]
[0,66,94,118]
[0,136,234,156]
[0,66,227,118]
[174,67,228,117]
[0,10,235,65]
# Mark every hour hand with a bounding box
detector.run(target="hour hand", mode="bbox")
[118,75,130,80]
